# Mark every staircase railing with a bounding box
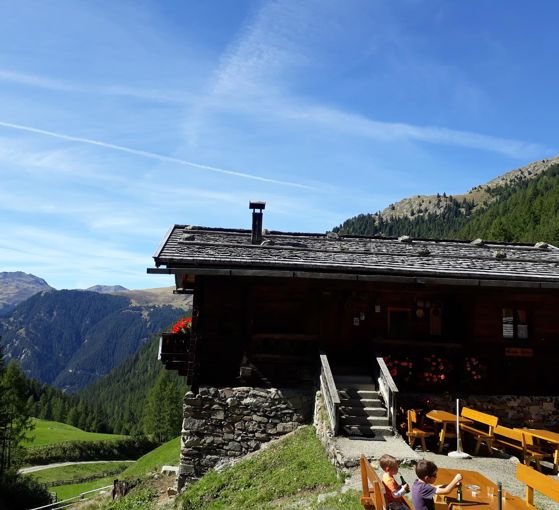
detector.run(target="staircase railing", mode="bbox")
[319,353,341,434]
[376,356,399,433]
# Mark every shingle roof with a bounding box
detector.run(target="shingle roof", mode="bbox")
[151,225,559,284]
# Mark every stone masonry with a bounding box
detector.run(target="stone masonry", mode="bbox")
[178,386,311,489]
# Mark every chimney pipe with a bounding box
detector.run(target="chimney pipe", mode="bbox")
[249,201,266,244]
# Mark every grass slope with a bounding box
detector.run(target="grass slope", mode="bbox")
[24,418,127,447]
[121,436,180,479]
[178,426,345,510]
[30,462,132,485]
[52,476,115,502]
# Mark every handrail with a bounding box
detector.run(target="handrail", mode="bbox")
[376,356,399,432]
[28,485,113,510]
[319,353,341,434]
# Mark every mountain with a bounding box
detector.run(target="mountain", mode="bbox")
[78,334,187,435]
[0,288,190,392]
[0,272,54,316]
[335,156,559,242]
[86,284,128,293]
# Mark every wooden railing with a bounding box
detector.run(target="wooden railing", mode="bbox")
[376,356,399,432]
[28,485,113,510]
[319,353,341,434]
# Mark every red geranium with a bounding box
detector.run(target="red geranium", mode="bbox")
[171,316,192,334]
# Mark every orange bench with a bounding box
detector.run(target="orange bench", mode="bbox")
[406,410,434,452]
[495,426,552,471]
[516,462,559,507]
[460,407,498,455]
[360,455,412,510]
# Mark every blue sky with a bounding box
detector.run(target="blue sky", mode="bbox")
[1,1,557,290]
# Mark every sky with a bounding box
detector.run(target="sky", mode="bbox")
[1,1,558,290]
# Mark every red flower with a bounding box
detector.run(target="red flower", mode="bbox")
[170,316,192,334]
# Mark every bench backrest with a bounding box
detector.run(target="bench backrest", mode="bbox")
[407,410,417,430]
[516,462,559,505]
[461,407,499,429]
[495,425,523,443]
[360,455,386,510]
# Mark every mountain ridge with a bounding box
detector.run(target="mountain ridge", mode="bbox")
[335,155,559,240]
[0,271,54,316]
[0,288,190,391]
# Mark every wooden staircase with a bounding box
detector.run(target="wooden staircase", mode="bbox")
[335,374,393,439]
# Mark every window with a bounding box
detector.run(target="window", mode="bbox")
[502,308,528,339]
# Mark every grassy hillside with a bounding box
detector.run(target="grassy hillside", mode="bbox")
[121,436,180,479]
[178,426,345,510]
[24,419,126,447]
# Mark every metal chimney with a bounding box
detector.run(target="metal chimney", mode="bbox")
[249,201,266,244]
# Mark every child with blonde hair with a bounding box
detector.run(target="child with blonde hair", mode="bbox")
[379,454,410,510]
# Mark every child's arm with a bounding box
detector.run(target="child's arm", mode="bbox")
[435,474,462,495]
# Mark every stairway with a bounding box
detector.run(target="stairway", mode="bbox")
[335,374,394,439]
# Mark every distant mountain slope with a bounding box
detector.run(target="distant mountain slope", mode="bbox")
[335,156,559,242]
[0,289,188,391]
[79,335,187,435]
[0,271,54,316]
[86,284,128,293]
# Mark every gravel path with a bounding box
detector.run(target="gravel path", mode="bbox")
[19,459,134,474]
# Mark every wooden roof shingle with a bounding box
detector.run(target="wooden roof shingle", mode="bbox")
[150,226,559,286]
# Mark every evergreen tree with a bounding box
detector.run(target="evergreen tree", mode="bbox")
[143,370,182,442]
[0,361,33,475]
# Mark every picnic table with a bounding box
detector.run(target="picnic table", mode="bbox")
[514,428,559,474]
[435,468,531,510]
[426,410,472,453]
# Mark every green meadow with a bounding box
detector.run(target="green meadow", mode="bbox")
[24,419,127,447]
[121,436,180,479]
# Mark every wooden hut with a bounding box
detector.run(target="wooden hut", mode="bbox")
[149,204,559,396]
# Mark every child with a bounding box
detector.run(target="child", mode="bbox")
[412,459,462,510]
[379,454,410,510]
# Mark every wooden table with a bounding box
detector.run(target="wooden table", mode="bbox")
[426,410,473,453]
[434,468,530,510]
[515,428,559,474]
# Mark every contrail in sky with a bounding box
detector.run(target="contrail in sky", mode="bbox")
[0,120,315,189]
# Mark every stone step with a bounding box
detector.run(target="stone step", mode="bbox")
[338,388,379,399]
[340,415,390,427]
[339,405,387,417]
[338,396,383,407]
[341,424,394,439]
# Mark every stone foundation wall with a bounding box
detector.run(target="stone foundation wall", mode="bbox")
[313,390,353,470]
[178,386,312,486]
[402,393,559,428]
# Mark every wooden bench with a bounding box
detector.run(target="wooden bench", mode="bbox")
[516,462,559,508]
[459,407,498,455]
[495,426,551,471]
[406,409,434,452]
[360,455,411,510]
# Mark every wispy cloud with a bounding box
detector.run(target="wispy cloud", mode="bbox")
[0,120,316,189]
[280,104,551,159]
[189,0,552,160]
[0,69,190,104]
